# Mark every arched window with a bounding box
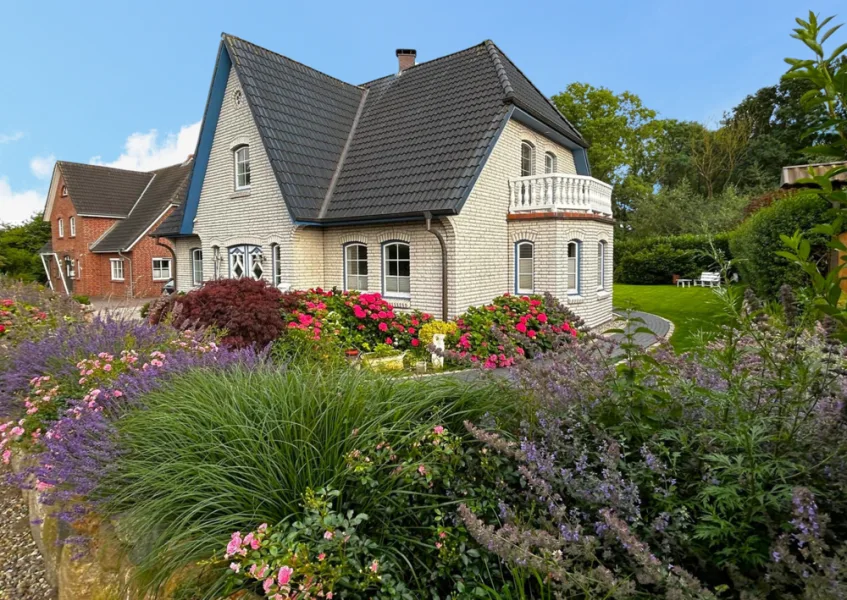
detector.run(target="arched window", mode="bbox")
[270,244,283,288]
[544,152,557,174]
[515,241,534,294]
[234,145,251,190]
[382,241,410,298]
[69,216,76,237]
[520,141,535,177]
[191,248,203,286]
[229,244,263,279]
[567,240,581,295]
[212,246,221,279]
[61,185,68,197]
[597,241,607,291]
[57,218,64,238]
[344,243,369,291]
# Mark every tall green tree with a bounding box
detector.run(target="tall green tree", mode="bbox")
[0,212,51,282]
[551,83,661,221]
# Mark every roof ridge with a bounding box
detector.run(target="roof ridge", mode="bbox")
[484,40,514,102]
[222,33,364,90]
[359,40,489,87]
[57,160,156,176]
[487,42,584,141]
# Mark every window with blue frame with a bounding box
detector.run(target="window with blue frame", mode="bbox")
[515,241,534,294]
[567,240,581,295]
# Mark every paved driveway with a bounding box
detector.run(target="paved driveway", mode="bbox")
[89,297,151,320]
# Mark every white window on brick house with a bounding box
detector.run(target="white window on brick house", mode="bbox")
[545,152,557,174]
[190,248,203,286]
[64,256,75,278]
[229,245,263,279]
[597,241,607,291]
[515,241,534,294]
[520,141,535,177]
[110,259,124,281]
[344,243,368,291]
[152,258,172,281]
[234,145,251,190]
[567,240,581,295]
[382,241,410,298]
[69,216,76,237]
[271,244,283,287]
[61,185,68,197]
[57,218,64,238]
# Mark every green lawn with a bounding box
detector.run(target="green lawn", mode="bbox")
[613,284,734,352]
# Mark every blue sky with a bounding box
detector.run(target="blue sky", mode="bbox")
[0,0,841,224]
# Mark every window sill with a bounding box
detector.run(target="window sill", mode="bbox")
[111,279,125,283]
[567,295,585,305]
[152,278,171,282]
[231,190,251,199]
[384,297,412,308]
[597,290,611,300]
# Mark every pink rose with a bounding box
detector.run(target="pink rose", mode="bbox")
[277,565,294,586]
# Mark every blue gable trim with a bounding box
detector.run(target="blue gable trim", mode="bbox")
[179,43,232,235]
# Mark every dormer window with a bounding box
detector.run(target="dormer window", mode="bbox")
[234,145,251,191]
[61,185,68,197]
[545,152,557,174]
[520,141,535,177]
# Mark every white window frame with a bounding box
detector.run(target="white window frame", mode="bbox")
[234,145,251,191]
[597,241,607,291]
[69,216,76,237]
[567,240,581,295]
[152,258,172,281]
[515,241,534,294]
[61,185,68,197]
[382,241,411,299]
[190,248,203,286]
[57,218,64,238]
[110,258,125,281]
[344,243,369,291]
[271,244,283,287]
[520,141,535,177]
[64,256,75,279]
[545,152,557,174]
[228,244,263,280]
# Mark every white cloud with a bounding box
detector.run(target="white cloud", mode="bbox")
[90,122,201,172]
[30,154,56,179]
[0,178,44,225]
[0,132,24,144]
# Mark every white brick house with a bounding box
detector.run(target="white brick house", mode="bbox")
[155,36,614,327]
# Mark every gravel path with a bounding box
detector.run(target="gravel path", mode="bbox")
[0,465,56,599]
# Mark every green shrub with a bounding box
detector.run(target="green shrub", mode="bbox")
[613,233,732,284]
[72,294,91,305]
[730,190,832,298]
[97,364,523,596]
[418,320,457,348]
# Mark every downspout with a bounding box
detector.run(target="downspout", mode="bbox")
[117,250,133,298]
[423,212,449,321]
[154,236,177,290]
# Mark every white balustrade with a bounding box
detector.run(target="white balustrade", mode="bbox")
[509,173,613,216]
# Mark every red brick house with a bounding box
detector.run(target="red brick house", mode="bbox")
[39,159,192,298]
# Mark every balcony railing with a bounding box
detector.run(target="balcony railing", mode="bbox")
[509,173,613,216]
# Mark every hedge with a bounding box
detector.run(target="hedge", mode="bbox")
[613,233,732,285]
[730,189,831,298]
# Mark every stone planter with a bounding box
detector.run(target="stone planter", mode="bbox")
[361,351,406,372]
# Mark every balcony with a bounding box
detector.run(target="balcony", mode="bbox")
[509,173,613,216]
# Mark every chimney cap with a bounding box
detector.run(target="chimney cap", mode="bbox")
[396,48,417,56]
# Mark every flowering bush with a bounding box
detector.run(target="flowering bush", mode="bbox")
[279,288,432,356]
[150,278,285,348]
[446,293,579,368]
[223,488,408,599]
[0,277,83,349]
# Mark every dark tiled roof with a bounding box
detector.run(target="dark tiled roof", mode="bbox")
[323,44,510,221]
[153,203,185,238]
[225,35,364,221]
[57,162,153,217]
[91,161,192,252]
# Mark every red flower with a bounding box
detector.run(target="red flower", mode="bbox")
[411,338,420,347]
[527,330,537,338]
[385,337,393,345]
[515,322,527,333]
[537,313,548,323]
[378,322,389,332]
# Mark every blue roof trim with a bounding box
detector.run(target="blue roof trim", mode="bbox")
[180,43,232,235]
[512,107,591,176]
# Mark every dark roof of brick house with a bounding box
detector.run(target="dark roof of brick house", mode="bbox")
[91,161,192,252]
[164,36,587,232]
[57,162,153,217]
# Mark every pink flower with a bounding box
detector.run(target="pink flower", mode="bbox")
[369,560,379,573]
[103,364,112,372]
[411,338,420,347]
[298,313,314,327]
[378,322,389,332]
[317,553,326,561]
[353,305,367,319]
[226,531,243,558]
[277,565,294,586]
[229,562,240,573]
[2,450,11,464]
[323,530,334,540]
[263,578,274,594]
[436,542,442,549]
[418,464,427,475]
[385,337,393,345]
[243,532,260,550]
[527,330,537,338]
[537,313,548,323]
[433,425,444,435]
[515,322,527,333]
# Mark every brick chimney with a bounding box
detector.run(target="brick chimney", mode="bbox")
[396,48,417,72]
